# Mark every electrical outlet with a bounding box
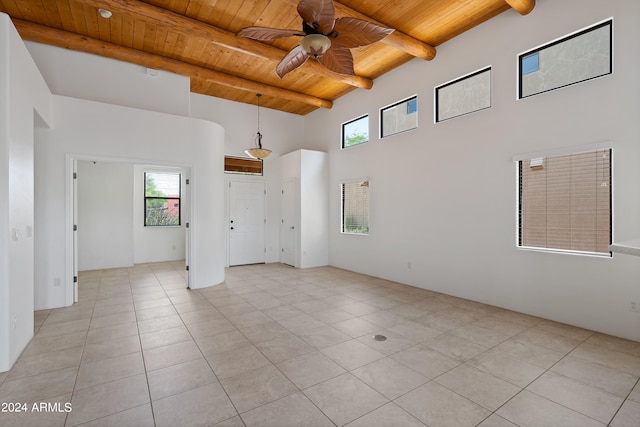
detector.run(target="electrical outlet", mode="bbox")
[629,301,639,312]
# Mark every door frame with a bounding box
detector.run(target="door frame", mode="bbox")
[65,154,193,304]
[72,159,78,303]
[280,178,298,268]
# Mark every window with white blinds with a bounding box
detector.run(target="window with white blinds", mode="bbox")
[518,149,611,255]
[341,180,369,234]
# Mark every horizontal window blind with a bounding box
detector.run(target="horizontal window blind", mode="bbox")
[519,149,611,255]
[342,181,369,234]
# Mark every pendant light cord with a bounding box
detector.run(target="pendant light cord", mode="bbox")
[256,94,263,149]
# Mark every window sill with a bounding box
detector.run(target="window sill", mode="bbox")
[609,239,640,257]
[517,246,612,258]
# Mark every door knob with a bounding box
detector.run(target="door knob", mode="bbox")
[230,227,234,230]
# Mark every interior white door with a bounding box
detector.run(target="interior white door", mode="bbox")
[281,179,297,267]
[229,180,265,266]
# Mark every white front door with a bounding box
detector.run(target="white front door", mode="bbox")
[228,180,265,266]
[281,179,297,267]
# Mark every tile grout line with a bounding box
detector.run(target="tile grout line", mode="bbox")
[137,267,159,427]
[179,287,247,426]
[230,277,350,427]
[478,328,603,426]
[369,311,530,426]
[237,284,344,426]
[11,263,640,427]
[211,282,328,424]
[605,375,640,426]
[64,271,98,427]
[375,315,583,426]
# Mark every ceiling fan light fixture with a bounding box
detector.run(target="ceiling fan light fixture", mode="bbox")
[245,94,271,160]
[300,34,331,58]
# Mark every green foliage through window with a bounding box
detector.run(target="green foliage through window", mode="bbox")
[144,172,181,226]
[344,131,368,147]
[342,115,369,148]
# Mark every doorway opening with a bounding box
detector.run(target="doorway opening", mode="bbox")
[68,157,191,303]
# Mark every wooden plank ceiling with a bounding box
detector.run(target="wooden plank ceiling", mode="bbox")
[0,0,535,115]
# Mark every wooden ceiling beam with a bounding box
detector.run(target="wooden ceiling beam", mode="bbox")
[79,0,373,89]
[13,19,334,110]
[504,0,535,15]
[333,1,436,60]
[281,0,436,60]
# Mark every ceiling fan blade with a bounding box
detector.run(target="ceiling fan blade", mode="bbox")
[297,0,336,34]
[276,45,310,78]
[237,26,302,41]
[317,46,355,76]
[332,18,394,48]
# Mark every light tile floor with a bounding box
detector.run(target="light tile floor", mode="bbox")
[1,261,639,426]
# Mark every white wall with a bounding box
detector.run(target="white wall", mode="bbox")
[190,94,306,263]
[281,149,329,268]
[0,13,52,372]
[35,95,226,312]
[299,150,329,268]
[305,0,640,340]
[23,45,309,267]
[25,42,190,117]
[77,160,134,270]
[133,164,187,264]
[77,162,187,270]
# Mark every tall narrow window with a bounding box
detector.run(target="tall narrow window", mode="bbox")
[518,149,611,255]
[341,180,369,235]
[144,172,181,226]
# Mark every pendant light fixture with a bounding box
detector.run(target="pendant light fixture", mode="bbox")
[245,94,272,160]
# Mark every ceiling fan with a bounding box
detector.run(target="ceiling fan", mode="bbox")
[237,0,394,78]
